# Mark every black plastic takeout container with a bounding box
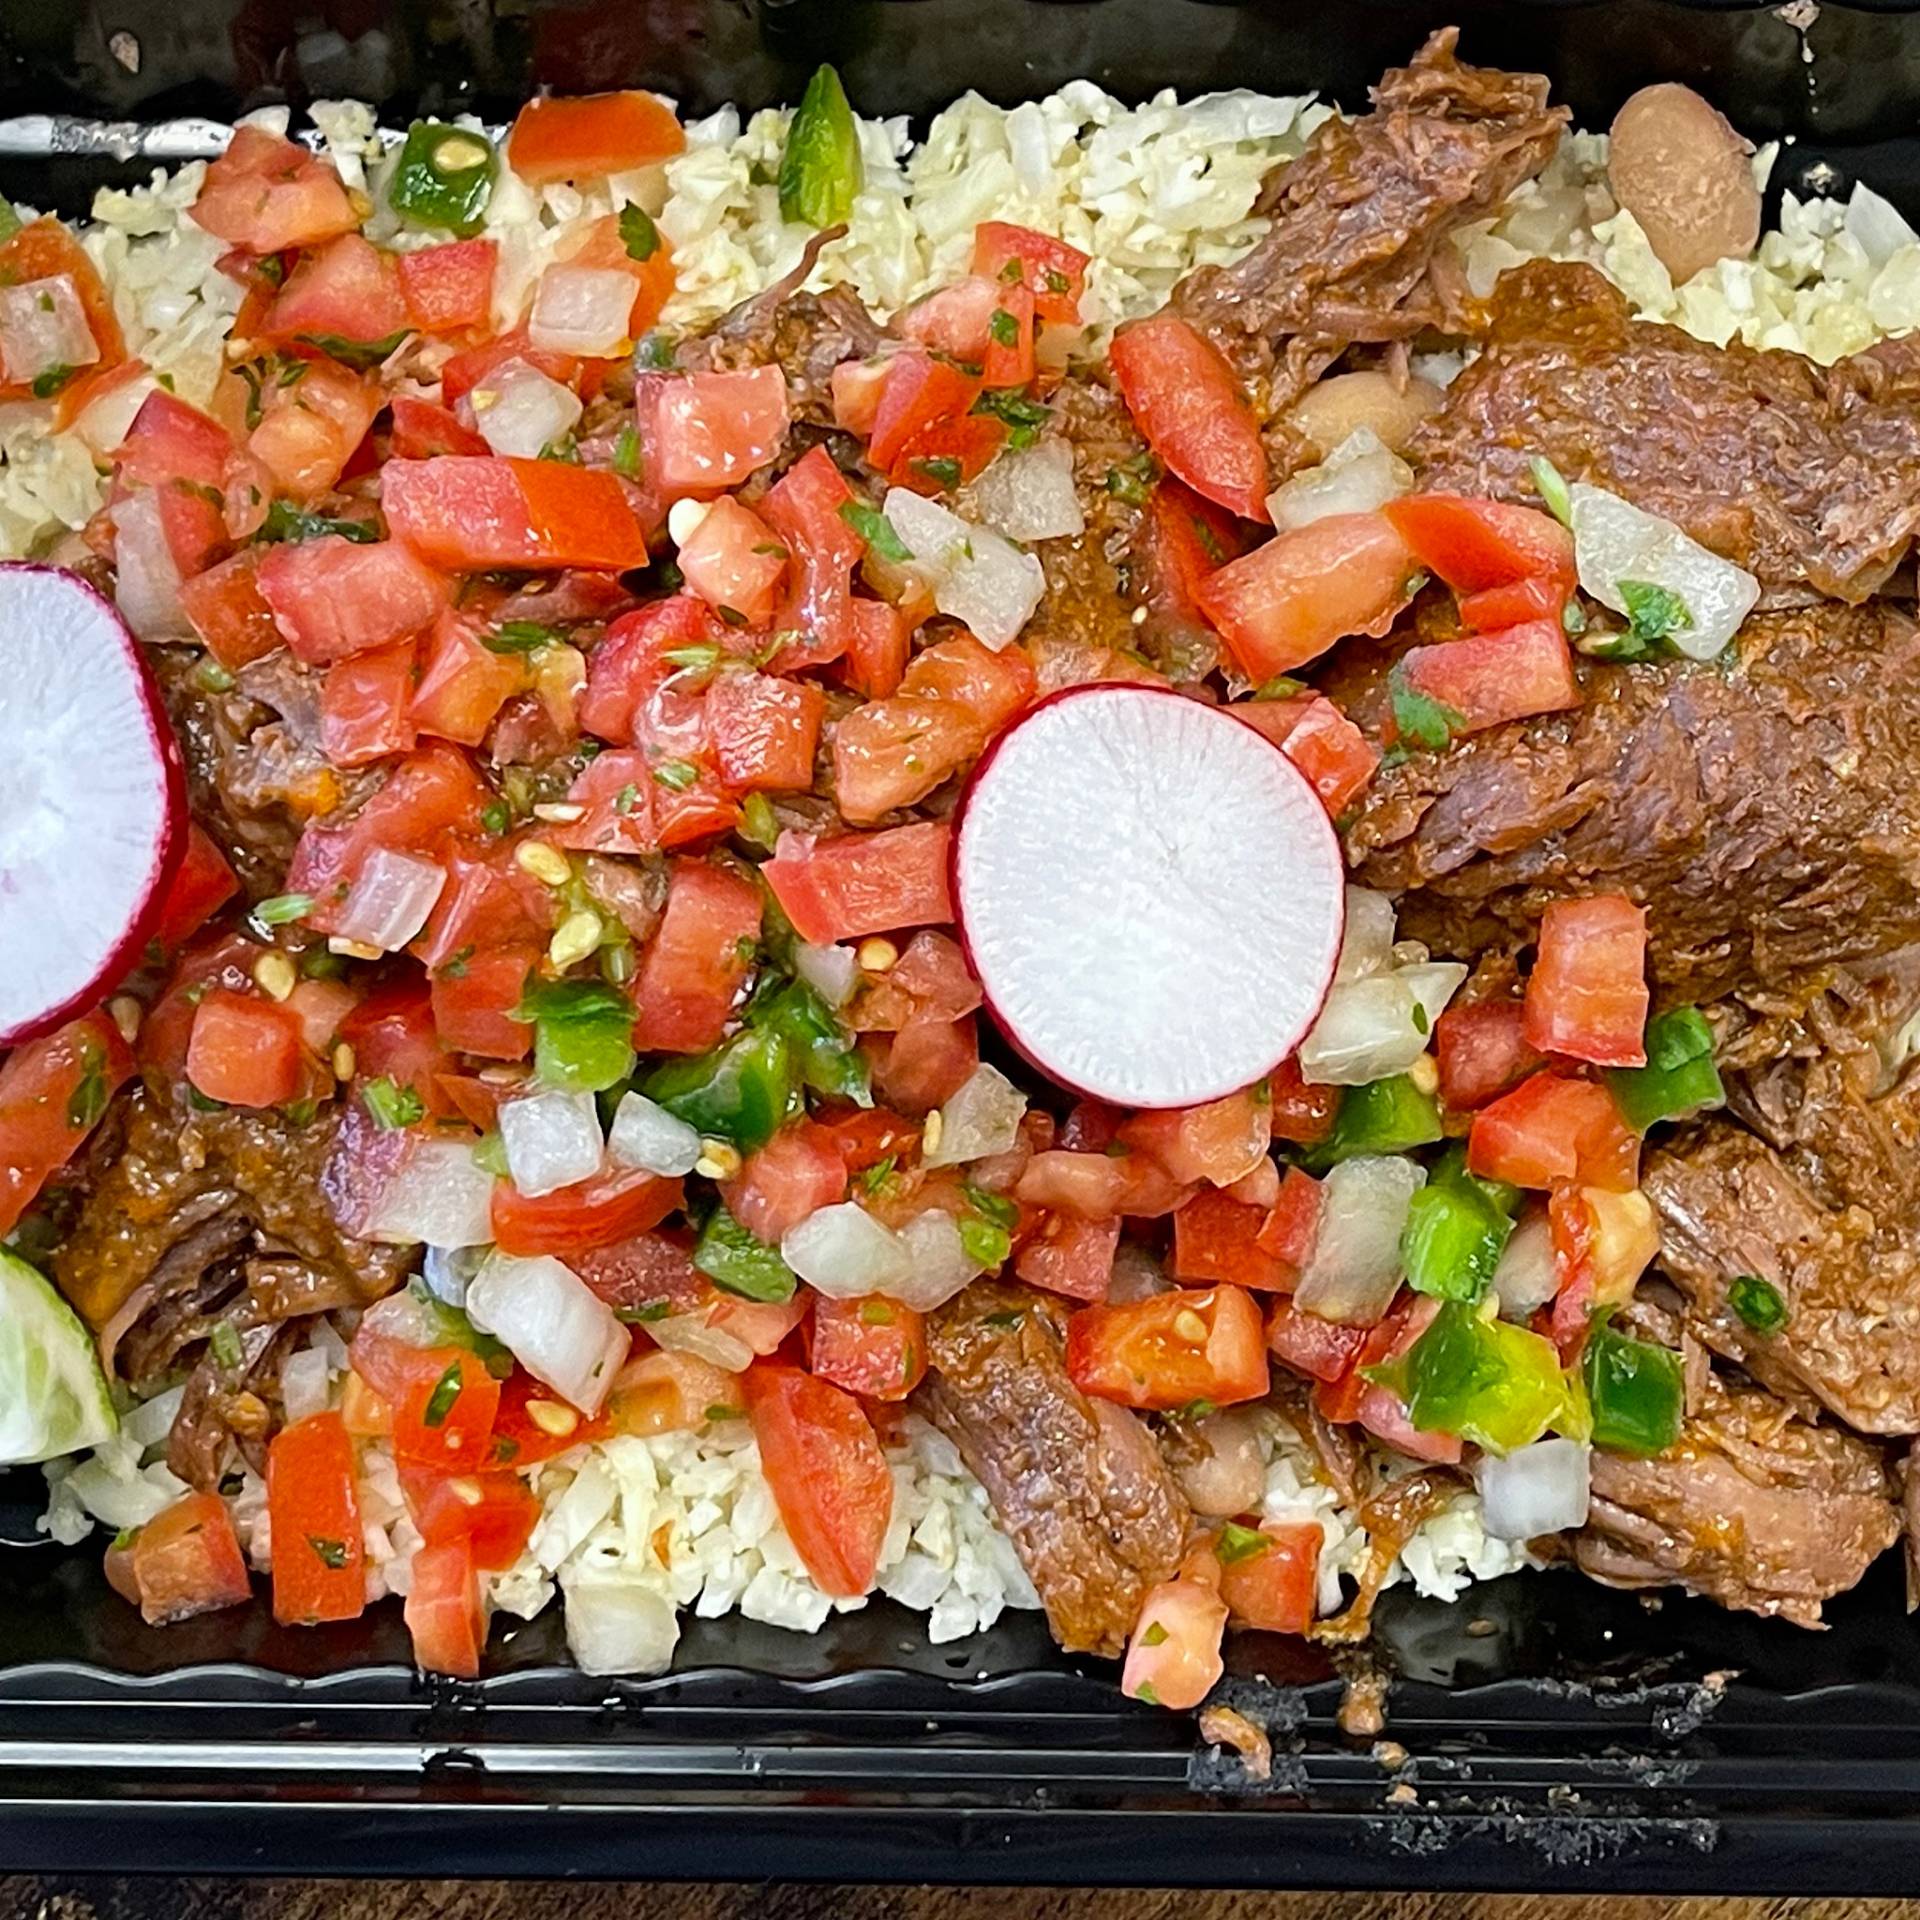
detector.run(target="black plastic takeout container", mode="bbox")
[7,0,1920,1889]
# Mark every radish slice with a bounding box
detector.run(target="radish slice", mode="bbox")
[0,565,184,1046]
[951,685,1344,1108]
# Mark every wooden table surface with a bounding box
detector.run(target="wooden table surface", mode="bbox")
[2,1888,1915,1919]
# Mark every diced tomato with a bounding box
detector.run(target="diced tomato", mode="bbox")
[1196,512,1416,682]
[389,395,490,460]
[185,989,307,1108]
[743,1365,892,1598]
[809,1293,927,1402]
[150,823,239,954]
[651,366,790,496]
[1255,1165,1320,1269]
[285,977,359,1057]
[1313,1297,1426,1424]
[413,836,551,970]
[972,222,1090,327]
[1138,478,1249,650]
[293,749,490,930]
[441,328,581,408]
[51,353,147,434]
[889,411,1007,495]
[1108,311,1268,523]
[722,1122,846,1243]
[870,1014,978,1115]
[321,639,419,767]
[257,536,447,666]
[0,1010,133,1237]
[266,1412,365,1625]
[1458,572,1568,633]
[402,1469,540,1570]
[115,389,230,492]
[1122,1576,1227,1710]
[709,1289,809,1358]
[1359,1376,1464,1465]
[397,238,498,335]
[1393,620,1580,742]
[383,1346,503,1475]
[549,746,725,858]
[981,282,1036,389]
[408,610,528,747]
[1216,1520,1321,1635]
[759,446,863,670]
[248,359,383,502]
[1381,494,1575,594]
[850,931,982,1034]
[1434,999,1542,1111]
[0,220,124,403]
[1468,1072,1640,1193]
[430,941,537,1059]
[1267,1057,1339,1145]
[507,90,686,184]
[832,634,1035,825]
[1235,693,1379,817]
[492,1165,683,1258]
[707,670,823,794]
[179,546,281,671]
[762,823,953,945]
[338,980,455,1117]
[895,277,1002,361]
[842,597,911,700]
[675,495,787,628]
[814,1107,922,1175]
[865,349,979,474]
[1119,1088,1270,1189]
[112,1491,252,1627]
[601,1347,733,1439]
[1524,895,1650,1069]
[488,1367,611,1467]
[383,457,649,573]
[629,857,761,1054]
[1065,1285,1269,1410]
[1015,1147,1188,1221]
[577,593,728,745]
[190,125,360,254]
[260,233,409,351]
[405,1536,486,1677]
[1169,1188,1292,1290]
[1549,1183,1661,1327]
[1265,1297,1367,1384]
[1014,1212,1119,1302]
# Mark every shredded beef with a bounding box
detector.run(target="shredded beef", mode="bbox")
[1575,1370,1899,1625]
[676,225,885,425]
[920,1280,1188,1655]
[55,1088,407,1352]
[1173,29,1563,430]
[1644,963,1920,1436]
[1410,259,1920,602]
[153,646,356,895]
[1341,602,1920,1009]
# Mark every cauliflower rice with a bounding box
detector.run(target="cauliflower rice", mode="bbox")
[23,72,1910,1673]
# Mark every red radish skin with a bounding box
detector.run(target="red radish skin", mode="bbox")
[0,564,186,1044]
[950,684,1345,1109]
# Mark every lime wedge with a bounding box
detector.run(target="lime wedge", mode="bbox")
[0,1246,117,1464]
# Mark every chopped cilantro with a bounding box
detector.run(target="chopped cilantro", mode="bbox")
[362,1076,425,1130]
[838,499,913,564]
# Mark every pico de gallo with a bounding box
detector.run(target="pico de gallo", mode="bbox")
[2,53,1736,1709]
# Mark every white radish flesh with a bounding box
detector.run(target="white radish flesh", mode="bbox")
[0,564,183,1044]
[952,685,1344,1108]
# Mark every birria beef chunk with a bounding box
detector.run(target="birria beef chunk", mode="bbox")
[1645,965,1920,1436]
[920,1280,1188,1656]
[1343,602,1920,1008]
[1576,1370,1899,1626]
[1174,29,1564,419]
[1410,259,1920,602]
